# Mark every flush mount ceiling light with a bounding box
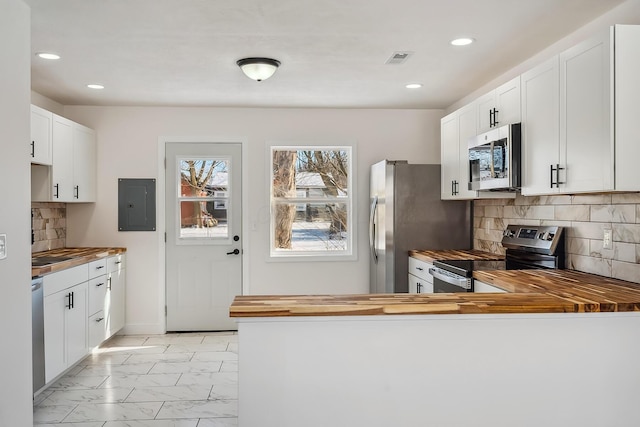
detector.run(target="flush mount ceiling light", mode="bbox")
[236,57,281,81]
[450,38,475,46]
[405,83,423,89]
[36,52,60,60]
[87,84,104,89]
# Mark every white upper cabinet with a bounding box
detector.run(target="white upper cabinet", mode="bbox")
[612,25,640,191]
[51,115,75,201]
[521,57,560,196]
[476,76,521,133]
[440,104,477,200]
[31,111,97,203]
[522,25,640,195]
[30,105,53,165]
[560,27,613,193]
[72,123,97,202]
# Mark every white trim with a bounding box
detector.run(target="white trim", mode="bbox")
[158,136,249,334]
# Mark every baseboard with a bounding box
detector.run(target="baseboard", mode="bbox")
[120,323,166,336]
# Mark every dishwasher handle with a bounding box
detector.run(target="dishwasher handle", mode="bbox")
[31,278,43,292]
[428,267,471,290]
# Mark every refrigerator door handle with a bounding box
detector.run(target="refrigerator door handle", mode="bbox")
[369,196,378,263]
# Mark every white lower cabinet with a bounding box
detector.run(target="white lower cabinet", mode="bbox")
[107,254,126,337]
[408,257,434,293]
[43,265,89,383]
[474,280,507,293]
[42,254,126,385]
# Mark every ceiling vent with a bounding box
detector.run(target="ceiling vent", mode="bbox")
[385,51,413,65]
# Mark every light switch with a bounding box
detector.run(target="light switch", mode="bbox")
[0,234,6,259]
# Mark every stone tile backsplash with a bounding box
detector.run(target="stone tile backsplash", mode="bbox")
[474,193,640,284]
[32,202,66,252]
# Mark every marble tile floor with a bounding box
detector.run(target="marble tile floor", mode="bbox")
[33,332,238,426]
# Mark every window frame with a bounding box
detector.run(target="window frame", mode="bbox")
[268,143,357,261]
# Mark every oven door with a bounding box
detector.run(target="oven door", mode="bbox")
[428,267,472,293]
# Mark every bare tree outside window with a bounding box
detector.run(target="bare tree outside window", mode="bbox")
[271,146,353,257]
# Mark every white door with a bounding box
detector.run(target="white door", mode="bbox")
[165,142,242,331]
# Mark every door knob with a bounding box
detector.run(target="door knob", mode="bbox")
[226,249,240,255]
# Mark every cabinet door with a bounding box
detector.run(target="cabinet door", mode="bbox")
[440,112,460,200]
[30,105,52,165]
[476,91,496,134]
[44,290,67,383]
[560,27,613,193]
[72,123,97,202]
[51,115,74,201]
[614,25,640,191]
[456,104,479,199]
[495,77,521,127]
[66,282,88,366]
[107,255,126,337]
[521,56,561,196]
[408,274,433,294]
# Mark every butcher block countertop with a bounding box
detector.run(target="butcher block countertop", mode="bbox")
[408,249,504,263]
[473,269,640,312]
[32,247,126,277]
[230,269,640,318]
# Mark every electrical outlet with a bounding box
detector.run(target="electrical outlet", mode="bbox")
[603,229,612,250]
[0,234,6,259]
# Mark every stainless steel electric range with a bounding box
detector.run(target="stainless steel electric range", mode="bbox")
[429,224,565,293]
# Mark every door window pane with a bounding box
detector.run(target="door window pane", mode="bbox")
[178,158,230,241]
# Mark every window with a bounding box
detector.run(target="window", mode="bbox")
[270,146,354,259]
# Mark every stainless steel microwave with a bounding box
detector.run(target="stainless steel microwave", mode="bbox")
[468,123,521,191]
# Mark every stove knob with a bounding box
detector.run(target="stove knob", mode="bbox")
[503,229,515,238]
[546,232,555,241]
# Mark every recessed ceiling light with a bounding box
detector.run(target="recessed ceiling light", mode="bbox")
[450,38,475,46]
[36,52,60,60]
[87,84,104,90]
[405,83,423,89]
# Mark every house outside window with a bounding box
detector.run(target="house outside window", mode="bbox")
[270,146,355,260]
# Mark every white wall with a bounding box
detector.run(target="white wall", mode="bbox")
[0,0,34,425]
[63,107,442,333]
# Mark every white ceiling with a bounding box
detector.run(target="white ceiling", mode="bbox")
[26,0,626,109]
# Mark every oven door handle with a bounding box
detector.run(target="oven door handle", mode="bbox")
[428,267,471,290]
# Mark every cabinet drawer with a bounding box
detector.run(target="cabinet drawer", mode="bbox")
[408,257,433,282]
[108,254,125,272]
[88,276,107,316]
[43,264,88,296]
[88,259,107,279]
[88,311,107,348]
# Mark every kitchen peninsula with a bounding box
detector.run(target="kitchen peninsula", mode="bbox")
[231,270,640,427]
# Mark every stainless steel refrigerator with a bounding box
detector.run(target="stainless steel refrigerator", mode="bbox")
[369,160,471,293]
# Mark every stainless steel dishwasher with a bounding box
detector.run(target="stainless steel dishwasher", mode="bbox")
[32,276,45,393]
